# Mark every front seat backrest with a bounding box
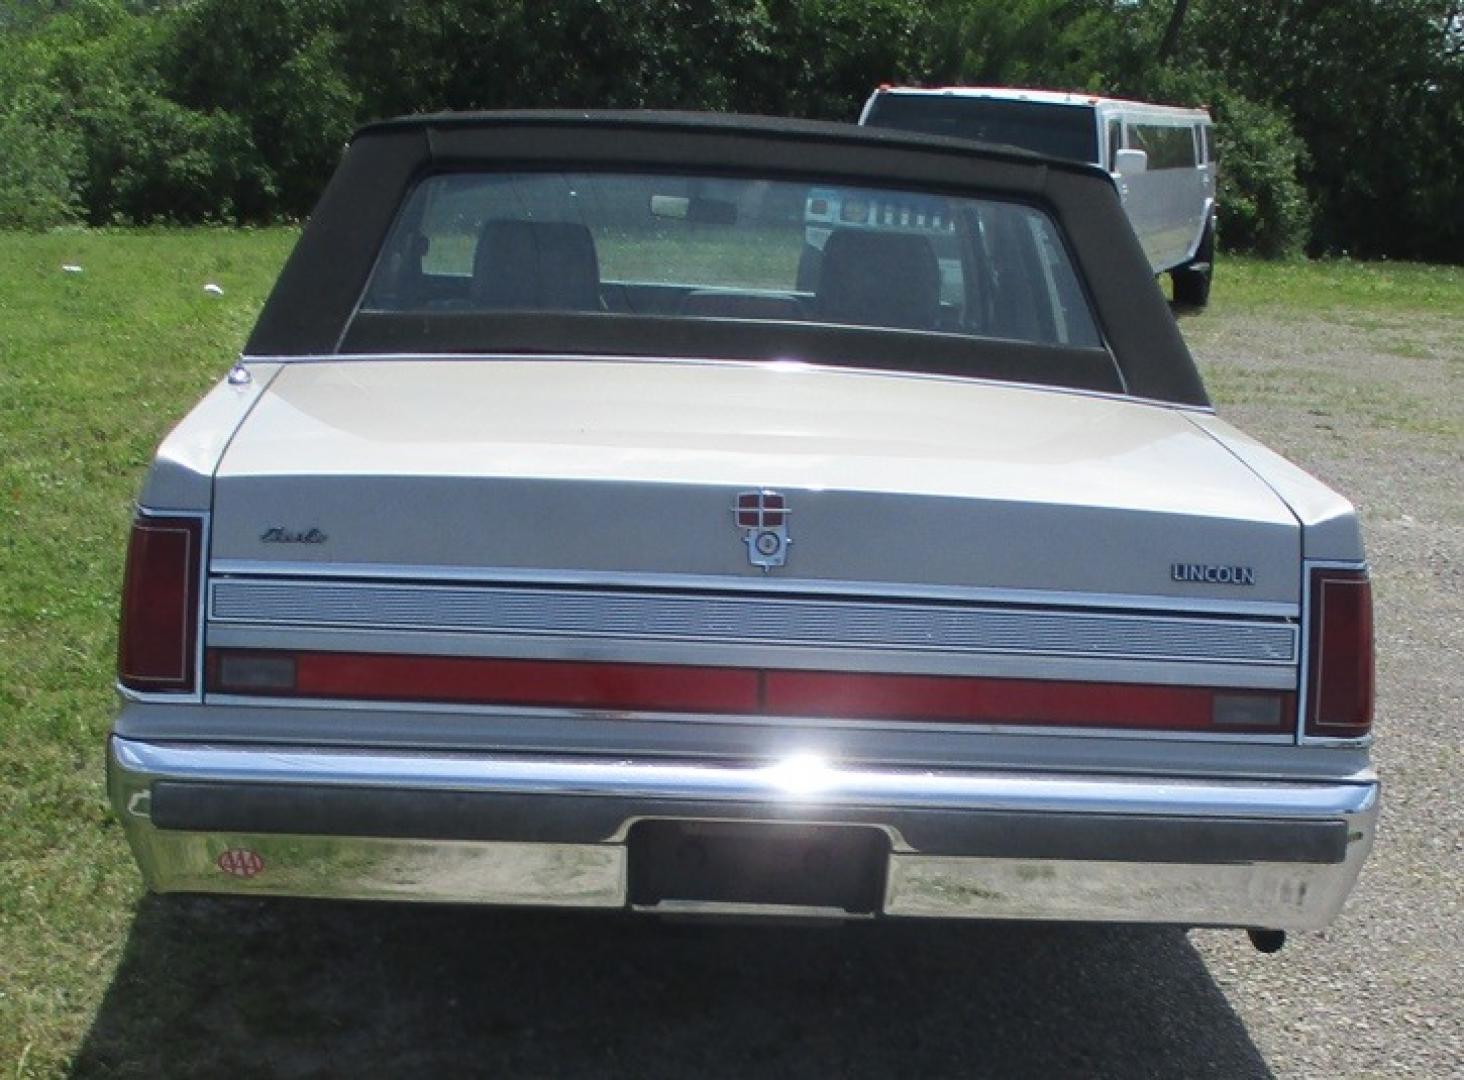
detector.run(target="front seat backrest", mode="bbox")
[815,228,941,332]
[472,220,602,312]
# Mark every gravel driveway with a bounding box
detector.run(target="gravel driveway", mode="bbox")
[72,308,1462,1079]
[1183,308,1463,1078]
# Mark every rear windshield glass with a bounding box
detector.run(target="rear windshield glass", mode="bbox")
[360,171,1102,351]
[864,95,1100,165]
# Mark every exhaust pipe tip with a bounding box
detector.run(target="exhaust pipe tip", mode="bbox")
[1247,928,1287,953]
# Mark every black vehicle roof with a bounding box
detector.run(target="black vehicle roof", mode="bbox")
[245,110,1206,407]
[353,108,1111,177]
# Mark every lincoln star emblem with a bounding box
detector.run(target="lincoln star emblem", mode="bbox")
[734,490,790,571]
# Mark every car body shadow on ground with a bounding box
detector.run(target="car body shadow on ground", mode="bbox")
[72,897,1273,1078]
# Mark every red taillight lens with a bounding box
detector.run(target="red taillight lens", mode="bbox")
[761,493,787,526]
[208,648,1292,733]
[118,514,202,693]
[1305,567,1374,738]
[736,493,759,527]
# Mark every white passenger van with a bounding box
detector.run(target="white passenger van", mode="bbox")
[857,87,1217,306]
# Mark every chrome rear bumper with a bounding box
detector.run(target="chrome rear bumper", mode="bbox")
[108,736,1378,930]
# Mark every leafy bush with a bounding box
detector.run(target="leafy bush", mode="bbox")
[75,89,271,223]
[0,0,1455,261]
[0,91,82,229]
[1211,93,1311,258]
[164,0,359,219]
[1181,0,1464,261]
[1125,64,1313,259]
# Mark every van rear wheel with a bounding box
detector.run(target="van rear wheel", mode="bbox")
[1171,225,1214,308]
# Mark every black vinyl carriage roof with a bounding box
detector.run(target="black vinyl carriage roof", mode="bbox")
[354,109,1112,176]
[245,110,1208,407]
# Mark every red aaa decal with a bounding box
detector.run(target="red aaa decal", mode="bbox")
[216,848,265,878]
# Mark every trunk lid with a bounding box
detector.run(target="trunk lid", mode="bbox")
[212,358,1299,605]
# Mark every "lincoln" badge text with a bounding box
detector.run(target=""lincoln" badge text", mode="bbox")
[1171,563,1255,585]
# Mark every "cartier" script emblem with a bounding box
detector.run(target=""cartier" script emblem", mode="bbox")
[260,526,328,544]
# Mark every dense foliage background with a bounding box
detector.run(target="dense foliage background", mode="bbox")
[1,0,1460,260]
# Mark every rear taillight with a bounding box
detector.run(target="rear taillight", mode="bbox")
[1305,567,1374,738]
[118,514,203,693]
[207,648,1293,734]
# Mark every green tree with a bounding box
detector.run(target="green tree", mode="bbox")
[327,0,782,116]
[759,0,935,118]
[921,0,1137,93]
[0,0,1458,256]
[1210,91,1312,256]
[165,0,358,218]
[1182,0,1464,259]
[0,87,83,229]
[3,0,274,223]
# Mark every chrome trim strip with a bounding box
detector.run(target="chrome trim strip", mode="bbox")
[111,738,1375,820]
[208,577,1298,666]
[1299,734,1375,749]
[207,563,1299,619]
[237,352,1221,415]
[122,699,1366,773]
[212,556,1300,614]
[198,692,1300,743]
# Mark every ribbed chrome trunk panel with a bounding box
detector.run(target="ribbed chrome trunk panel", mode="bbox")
[209,577,1297,667]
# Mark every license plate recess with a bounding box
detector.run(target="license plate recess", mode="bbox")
[627,820,889,914]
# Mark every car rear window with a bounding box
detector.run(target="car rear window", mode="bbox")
[358,171,1103,352]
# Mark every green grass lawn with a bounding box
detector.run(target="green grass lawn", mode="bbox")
[1202,255,1464,317]
[0,231,1459,1075]
[0,229,297,1075]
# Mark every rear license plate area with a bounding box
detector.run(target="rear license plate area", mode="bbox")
[627,820,889,914]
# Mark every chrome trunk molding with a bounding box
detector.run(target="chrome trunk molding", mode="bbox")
[208,576,1298,667]
[208,561,1299,617]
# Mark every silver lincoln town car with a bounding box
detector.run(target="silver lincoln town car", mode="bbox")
[109,112,1377,950]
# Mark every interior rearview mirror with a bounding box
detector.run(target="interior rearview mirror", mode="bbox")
[650,194,738,225]
[649,195,690,220]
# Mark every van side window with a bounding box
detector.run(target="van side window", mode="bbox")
[1106,120,1122,170]
[1130,123,1197,170]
